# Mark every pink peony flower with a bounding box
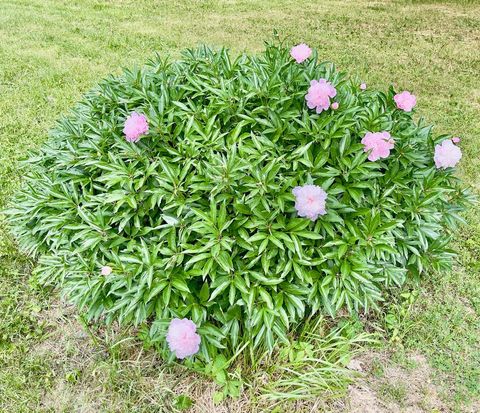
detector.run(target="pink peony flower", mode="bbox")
[361,131,395,162]
[434,139,462,169]
[123,112,149,142]
[331,102,339,110]
[292,184,328,221]
[305,79,337,114]
[394,91,416,112]
[452,137,460,144]
[166,318,201,359]
[100,266,112,276]
[290,43,312,63]
[360,83,367,90]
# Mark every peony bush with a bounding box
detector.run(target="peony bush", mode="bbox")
[7,42,471,360]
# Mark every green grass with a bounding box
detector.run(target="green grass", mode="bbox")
[1,0,479,411]
[402,213,480,407]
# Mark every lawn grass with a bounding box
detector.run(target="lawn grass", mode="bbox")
[1,0,479,411]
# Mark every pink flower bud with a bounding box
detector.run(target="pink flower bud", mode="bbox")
[100,266,112,276]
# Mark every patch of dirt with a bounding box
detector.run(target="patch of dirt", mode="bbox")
[34,301,107,412]
[34,301,98,363]
[342,351,447,413]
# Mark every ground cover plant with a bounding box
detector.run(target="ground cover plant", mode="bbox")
[1,1,479,412]
[6,39,472,366]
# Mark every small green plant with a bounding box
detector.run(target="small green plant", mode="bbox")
[384,289,419,344]
[173,395,193,411]
[6,41,471,361]
[379,382,408,406]
[65,369,81,384]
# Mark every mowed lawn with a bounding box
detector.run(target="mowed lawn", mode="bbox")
[0,0,479,412]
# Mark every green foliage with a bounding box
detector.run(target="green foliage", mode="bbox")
[6,42,472,357]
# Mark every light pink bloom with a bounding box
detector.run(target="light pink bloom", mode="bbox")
[394,91,416,112]
[361,131,395,161]
[292,184,327,221]
[123,112,149,142]
[331,102,339,110]
[452,137,460,144]
[290,43,312,63]
[305,79,337,114]
[100,266,112,276]
[360,83,367,90]
[434,139,462,169]
[166,318,201,359]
